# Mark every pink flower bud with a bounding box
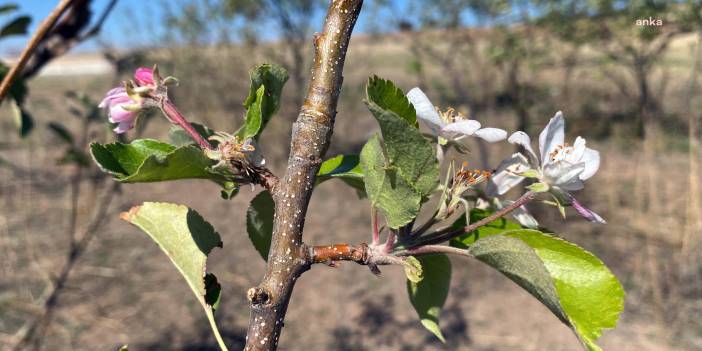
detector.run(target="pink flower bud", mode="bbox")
[134,67,155,86]
[99,87,140,134]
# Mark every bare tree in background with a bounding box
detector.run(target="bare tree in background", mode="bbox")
[222,0,325,107]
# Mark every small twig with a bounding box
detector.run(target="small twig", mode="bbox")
[400,245,472,258]
[383,231,396,253]
[413,191,536,247]
[160,99,214,150]
[78,0,118,40]
[411,212,439,236]
[371,207,379,245]
[0,0,77,102]
[310,243,368,264]
[160,98,280,192]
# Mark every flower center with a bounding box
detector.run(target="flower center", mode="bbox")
[208,132,256,163]
[437,107,468,124]
[454,162,492,188]
[549,143,573,162]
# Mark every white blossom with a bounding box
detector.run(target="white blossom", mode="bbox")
[488,111,605,224]
[407,87,507,144]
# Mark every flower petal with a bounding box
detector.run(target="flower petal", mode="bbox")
[473,127,507,143]
[406,87,444,133]
[487,153,530,196]
[134,67,155,86]
[108,105,136,123]
[539,111,565,163]
[99,87,128,108]
[542,160,585,188]
[511,204,539,229]
[570,196,606,224]
[565,136,586,163]
[579,148,600,181]
[441,120,481,139]
[113,120,136,134]
[556,178,584,191]
[508,131,539,166]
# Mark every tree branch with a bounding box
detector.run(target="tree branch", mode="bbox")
[0,0,77,102]
[243,1,363,350]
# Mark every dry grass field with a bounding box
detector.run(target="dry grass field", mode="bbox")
[1,29,701,350]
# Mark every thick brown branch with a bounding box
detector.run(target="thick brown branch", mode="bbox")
[243,1,363,350]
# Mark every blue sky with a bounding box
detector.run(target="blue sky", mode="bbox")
[0,0,492,56]
[1,0,162,55]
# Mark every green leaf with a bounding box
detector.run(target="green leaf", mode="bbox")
[527,182,550,193]
[10,100,33,137]
[316,154,365,195]
[366,75,417,127]
[239,85,265,138]
[360,134,421,229]
[121,202,228,351]
[169,123,215,147]
[0,15,30,37]
[238,63,289,139]
[403,256,423,283]
[450,208,522,248]
[220,182,239,200]
[204,273,222,311]
[89,139,225,184]
[48,122,74,144]
[0,61,27,103]
[407,254,451,342]
[246,191,274,261]
[365,77,438,197]
[468,230,624,351]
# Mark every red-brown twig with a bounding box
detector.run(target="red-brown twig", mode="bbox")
[310,243,369,264]
[412,191,536,247]
[160,99,214,150]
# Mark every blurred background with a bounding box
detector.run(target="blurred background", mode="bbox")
[1,0,701,350]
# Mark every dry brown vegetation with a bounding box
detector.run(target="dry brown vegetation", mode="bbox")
[1,28,701,350]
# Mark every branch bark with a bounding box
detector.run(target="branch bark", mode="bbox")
[243,1,363,350]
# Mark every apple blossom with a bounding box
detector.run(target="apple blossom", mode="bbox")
[488,111,605,224]
[406,87,507,145]
[98,66,159,134]
[98,87,141,134]
[134,67,155,86]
